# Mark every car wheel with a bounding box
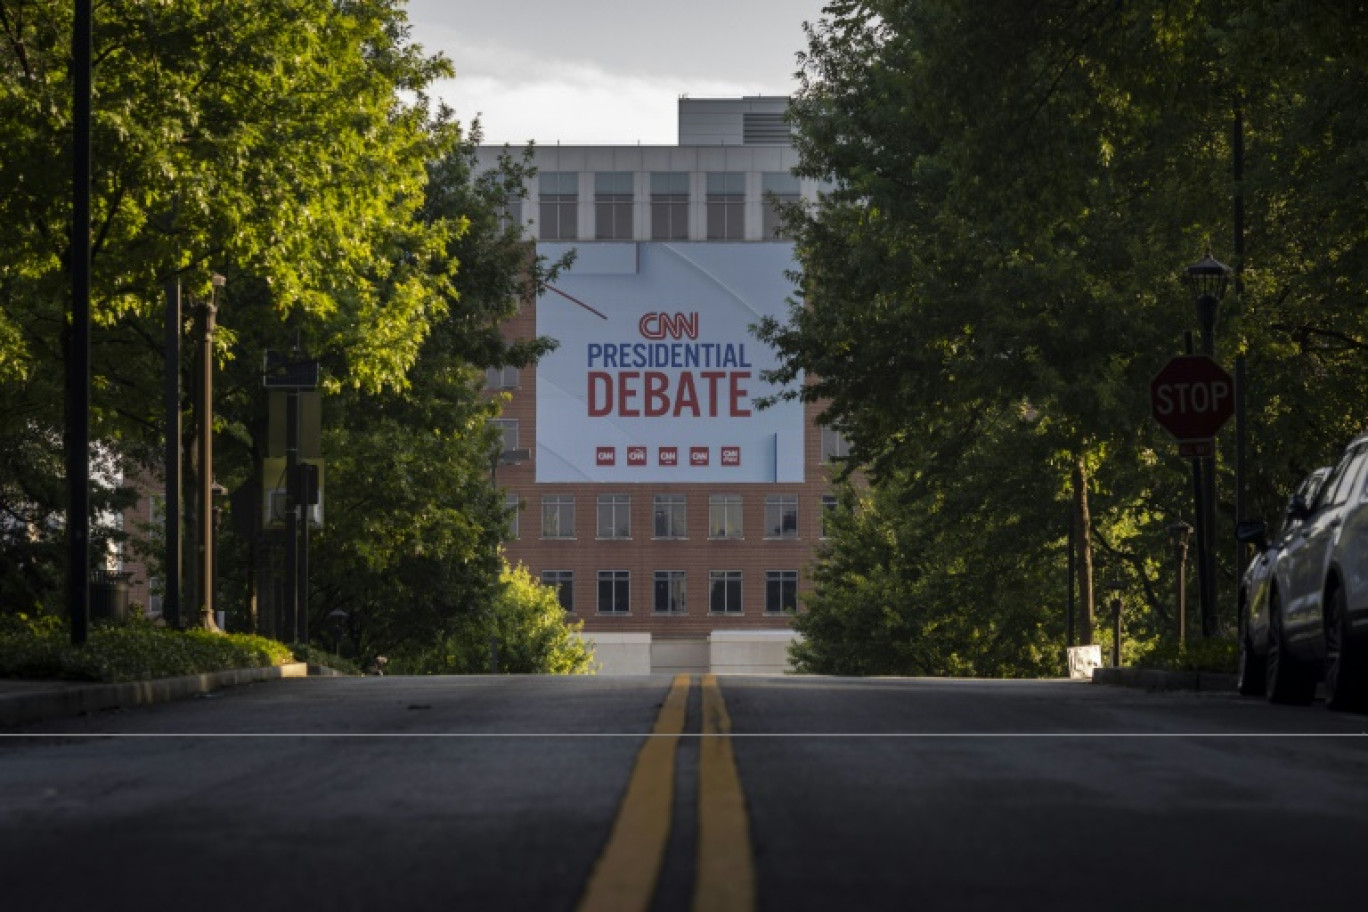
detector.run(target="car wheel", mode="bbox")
[1324,585,1366,712]
[1267,592,1315,705]
[1236,617,1266,697]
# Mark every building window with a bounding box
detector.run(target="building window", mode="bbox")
[598,570,630,614]
[541,495,575,539]
[654,570,687,614]
[762,172,800,239]
[595,172,634,240]
[485,365,519,390]
[650,172,689,240]
[542,570,574,612]
[539,171,578,240]
[765,570,799,614]
[706,172,745,240]
[489,418,518,453]
[821,426,851,463]
[597,494,631,539]
[820,494,838,539]
[504,494,520,541]
[709,570,743,614]
[765,495,799,539]
[709,494,743,539]
[653,494,686,538]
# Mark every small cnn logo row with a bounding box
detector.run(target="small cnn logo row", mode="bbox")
[596,446,741,468]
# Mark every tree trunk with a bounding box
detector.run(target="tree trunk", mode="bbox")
[1073,457,1095,646]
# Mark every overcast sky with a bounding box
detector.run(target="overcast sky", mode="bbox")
[403,0,829,146]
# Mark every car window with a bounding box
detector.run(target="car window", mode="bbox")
[1297,469,1327,502]
[1312,448,1357,511]
[1320,445,1368,509]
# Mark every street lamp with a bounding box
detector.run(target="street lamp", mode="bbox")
[1182,253,1233,639]
[1184,253,1233,357]
[1167,521,1194,648]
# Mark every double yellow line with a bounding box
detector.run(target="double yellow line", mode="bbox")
[577,674,755,912]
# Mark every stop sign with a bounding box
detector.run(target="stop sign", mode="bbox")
[1150,355,1235,441]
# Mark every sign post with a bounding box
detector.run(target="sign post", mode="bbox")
[1151,354,1234,642]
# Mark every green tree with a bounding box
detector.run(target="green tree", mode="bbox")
[770,0,1368,675]
[387,561,595,675]
[264,133,566,659]
[0,0,458,615]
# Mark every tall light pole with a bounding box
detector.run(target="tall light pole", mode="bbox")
[1183,253,1233,638]
[67,1,92,644]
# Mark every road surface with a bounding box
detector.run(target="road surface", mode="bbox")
[2,675,1365,910]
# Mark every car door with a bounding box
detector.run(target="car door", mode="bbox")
[1338,454,1368,639]
[1286,444,1368,647]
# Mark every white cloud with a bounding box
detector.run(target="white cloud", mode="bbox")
[415,31,791,146]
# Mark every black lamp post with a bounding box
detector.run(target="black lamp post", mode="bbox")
[1183,253,1233,638]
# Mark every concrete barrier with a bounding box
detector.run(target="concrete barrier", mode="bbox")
[577,632,652,675]
[709,629,801,675]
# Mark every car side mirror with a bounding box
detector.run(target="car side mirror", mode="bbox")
[1236,519,1267,551]
[1286,493,1312,522]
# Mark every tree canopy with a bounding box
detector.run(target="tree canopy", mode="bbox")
[1,1,585,673]
[769,0,1368,674]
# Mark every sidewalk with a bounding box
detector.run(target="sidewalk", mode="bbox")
[0,663,311,727]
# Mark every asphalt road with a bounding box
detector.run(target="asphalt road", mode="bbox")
[2,676,1366,911]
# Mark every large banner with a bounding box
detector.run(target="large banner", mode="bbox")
[535,243,805,483]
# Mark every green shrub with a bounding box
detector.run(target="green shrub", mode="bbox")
[0,615,294,682]
[291,644,363,675]
[1133,637,1237,674]
[389,562,596,675]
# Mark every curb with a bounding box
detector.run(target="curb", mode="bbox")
[1091,666,1236,693]
[0,662,309,728]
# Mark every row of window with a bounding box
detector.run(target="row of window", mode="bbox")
[517,171,802,241]
[508,493,838,541]
[541,569,799,615]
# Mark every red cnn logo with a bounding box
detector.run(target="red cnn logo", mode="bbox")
[627,446,647,466]
[690,447,710,466]
[638,312,699,340]
[659,447,678,466]
[596,447,616,466]
[721,446,741,466]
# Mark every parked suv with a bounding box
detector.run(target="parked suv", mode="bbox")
[1237,432,1368,710]
[1236,467,1328,697]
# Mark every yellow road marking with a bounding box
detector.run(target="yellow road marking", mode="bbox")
[577,673,691,912]
[693,674,756,912]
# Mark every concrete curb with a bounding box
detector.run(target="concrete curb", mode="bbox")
[1091,666,1237,693]
[0,662,309,728]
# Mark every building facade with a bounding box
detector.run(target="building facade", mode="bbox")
[478,98,843,673]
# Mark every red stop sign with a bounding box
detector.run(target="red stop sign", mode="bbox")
[1151,355,1235,441]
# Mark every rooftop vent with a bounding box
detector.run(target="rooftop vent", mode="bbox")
[742,112,791,145]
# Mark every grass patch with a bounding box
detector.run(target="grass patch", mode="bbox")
[0,614,294,683]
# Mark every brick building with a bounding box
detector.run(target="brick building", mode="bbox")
[479,98,844,673]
